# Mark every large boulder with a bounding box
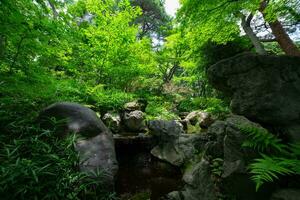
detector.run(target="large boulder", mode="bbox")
[222,115,261,178]
[148,120,207,166]
[208,115,275,200]
[166,115,275,200]
[149,120,184,166]
[205,115,262,178]
[39,102,118,184]
[207,53,300,142]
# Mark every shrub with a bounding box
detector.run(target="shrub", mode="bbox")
[177,97,229,117]
[145,97,180,120]
[87,86,135,113]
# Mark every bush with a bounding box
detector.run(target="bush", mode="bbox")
[87,85,135,113]
[177,97,229,116]
[0,72,87,130]
[145,97,180,120]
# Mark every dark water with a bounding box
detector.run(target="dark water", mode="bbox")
[115,138,183,200]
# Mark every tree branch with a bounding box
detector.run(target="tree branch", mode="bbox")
[246,13,254,26]
[206,0,239,12]
[260,38,276,42]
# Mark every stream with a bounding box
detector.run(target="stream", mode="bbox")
[114,135,183,200]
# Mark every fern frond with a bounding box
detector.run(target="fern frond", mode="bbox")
[249,154,297,191]
[238,125,287,153]
[290,143,300,157]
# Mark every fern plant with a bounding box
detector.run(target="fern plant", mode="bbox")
[239,125,300,191]
[249,154,300,191]
[238,125,287,153]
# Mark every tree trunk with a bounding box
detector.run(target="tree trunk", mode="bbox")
[259,0,300,56]
[268,20,300,56]
[47,0,58,19]
[241,13,267,55]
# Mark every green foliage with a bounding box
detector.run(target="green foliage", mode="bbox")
[195,38,252,71]
[0,72,87,131]
[0,125,118,200]
[0,0,298,198]
[177,97,229,117]
[239,125,287,153]
[210,158,224,177]
[0,72,119,199]
[145,97,180,120]
[0,0,158,91]
[240,126,300,191]
[0,0,75,74]
[263,42,285,55]
[178,0,299,48]
[130,0,171,38]
[88,88,135,112]
[69,0,157,90]
[249,154,300,191]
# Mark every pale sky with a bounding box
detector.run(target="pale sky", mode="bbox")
[164,0,180,17]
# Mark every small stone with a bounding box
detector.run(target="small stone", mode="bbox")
[102,112,121,133]
[123,110,146,132]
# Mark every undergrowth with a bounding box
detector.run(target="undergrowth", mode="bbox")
[0,72,119,199]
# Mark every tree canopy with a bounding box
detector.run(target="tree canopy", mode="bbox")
[178,0,300,56]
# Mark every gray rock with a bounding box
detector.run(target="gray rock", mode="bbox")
[39,102,106,137]
[204,120,227,158]
[102,112,121,133]
[149,120,206,166]
[123,110,146,132]
[167,159,217,200]
[124,100,147,112]
[124,101,141,111]
[271,189,300,200]
[208,115,272,200]
[168,115,268,200]
[164,191,183,200]
[184,111,214,129]
[149,120,185,166]
[204,115,262,177]
[222,115,261,177]
[76,134,118,183]
[148,120,184,141]
[39,102,118,185]
[207,53,300,142]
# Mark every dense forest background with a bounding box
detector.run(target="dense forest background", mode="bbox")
[1,0,300,199]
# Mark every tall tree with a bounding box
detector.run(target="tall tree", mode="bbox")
[69,0,156,90]
[130,0,171,38]
[259,0,300,56]
[178,0,300,56]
